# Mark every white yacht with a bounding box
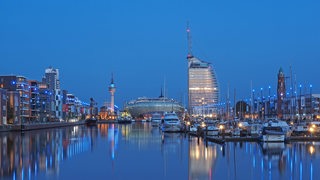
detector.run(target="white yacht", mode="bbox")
[151,113,162,127]
[260,120,290,142]
[206,125,219,136]
[162,112,181,132]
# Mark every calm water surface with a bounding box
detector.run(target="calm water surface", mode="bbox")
[0,123,319,180]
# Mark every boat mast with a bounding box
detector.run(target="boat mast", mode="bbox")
[290,65,294,120]
[250,81,253,121]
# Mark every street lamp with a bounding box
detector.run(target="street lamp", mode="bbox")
[310,84,313,119]
[260,88,263,120]
[268,86,271,118]
[299,84,302,119]
[252,89,255,120]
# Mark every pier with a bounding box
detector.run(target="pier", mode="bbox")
[189,129,320,145]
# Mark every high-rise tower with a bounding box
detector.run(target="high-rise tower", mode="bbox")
[277,68,286,119]
[108,74,116,114]
[44,67,62,120]
[187,25,219,116]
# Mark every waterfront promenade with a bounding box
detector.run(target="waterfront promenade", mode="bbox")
[0,120,117,132]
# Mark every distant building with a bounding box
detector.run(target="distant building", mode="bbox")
[186,26,219,117]
[0,75,29,123]
[125,95,185,119]
[0,89,7,124]
[38,82,54,122]
[28,80,40,122]
[43,67,62,121]
[7,91,20,124]
[62,90,68,120]
[108,74,116,114]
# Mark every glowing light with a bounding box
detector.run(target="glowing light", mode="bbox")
[309,146,315,155]
[309,127,314,133]
[189,87,213,90]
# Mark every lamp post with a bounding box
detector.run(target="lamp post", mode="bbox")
[310,84,313,120]
[268,86,271,118]
[299,84,302,120]
[260,88,263,120]
[252,89,255,120]
[201,97,204,117]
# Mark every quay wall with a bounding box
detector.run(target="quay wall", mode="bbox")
[0,121,86,132]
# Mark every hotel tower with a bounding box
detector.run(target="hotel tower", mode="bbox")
[187,25,219,116]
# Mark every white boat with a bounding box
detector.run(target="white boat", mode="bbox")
[162,112,181,132]
[292,123,309,135]
[260,120,289,142]
[117,115,132,124]
[206,125,219,136]
[189,125,197,132]
[151,113,162,127]
[249,123,262,136]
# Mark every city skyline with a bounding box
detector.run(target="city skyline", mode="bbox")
[1,0,319,107]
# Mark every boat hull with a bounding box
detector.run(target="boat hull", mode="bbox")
[162,125,181,132]
[117,120,132,124]
[151,120,161,127]
[261,134,285,142]
[207,130,219,136]
[85,119,97,126]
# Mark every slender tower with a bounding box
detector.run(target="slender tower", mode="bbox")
[109,74,116,114]
[277,68,286,119]
[186,23,219,116]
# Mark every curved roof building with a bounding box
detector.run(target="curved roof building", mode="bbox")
[124,96,185,118]
[187,26,219,116]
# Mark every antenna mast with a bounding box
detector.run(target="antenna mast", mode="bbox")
[187,21,193,58]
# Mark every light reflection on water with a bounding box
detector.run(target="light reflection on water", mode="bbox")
[0,123,319,179]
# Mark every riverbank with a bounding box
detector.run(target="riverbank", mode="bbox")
[0,120,121,132]
[0,121,86,132]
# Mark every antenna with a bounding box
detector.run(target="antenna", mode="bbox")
[111,73,114,84]
[186,21,193,58]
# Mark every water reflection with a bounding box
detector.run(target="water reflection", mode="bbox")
[0,123,320,179]
[0,126,97,180]
[188,138,217,180]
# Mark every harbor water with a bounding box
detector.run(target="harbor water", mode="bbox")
[0,123,319,180]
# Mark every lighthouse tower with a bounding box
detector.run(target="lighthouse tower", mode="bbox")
[277,68,286,119]
[109,74,116,114]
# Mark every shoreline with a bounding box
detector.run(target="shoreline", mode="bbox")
[0,120,118,132]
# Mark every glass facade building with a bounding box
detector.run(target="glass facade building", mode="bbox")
[188,56,219,116]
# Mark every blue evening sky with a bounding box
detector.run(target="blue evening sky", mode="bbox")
[1,0,319,108]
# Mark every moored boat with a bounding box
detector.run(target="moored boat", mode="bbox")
[117,116,132,124]
[206,125,219,136]
[85,117,97,126]
[151,113,162,127]
[260,120,289,142]
[161,112,181,132]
